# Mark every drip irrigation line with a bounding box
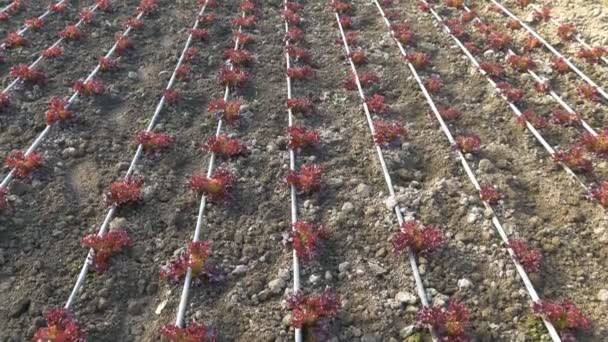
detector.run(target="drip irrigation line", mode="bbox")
[0,0,69,50]
[490,0,608,101]
[332,6,438,342]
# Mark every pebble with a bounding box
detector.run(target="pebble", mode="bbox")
[128,71,138,80]
[232,265,248,275]
[457,278,473,290]
[466,212,479,223]
[399,325,415,338]
[268,278,285,294]
[384,196,397,210]
[309,274,321,284]
[109,217,127,231]
[368,262,387,276]
[341,202,354,213]
[598,289,608,302]
[395,291,417,305]
[338,261,350,273]
[356,183,371,197]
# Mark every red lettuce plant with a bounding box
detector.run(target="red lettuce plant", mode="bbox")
[33,308,86,342]
[532,299,591,341]
[534,80,550,94]
[366,94,390,114]
[551,109,580,127]
[25,18,44,30]
[160,241,217,283]
[557,23,576,41]
[45,97,72,125]
[287,66,316,80]
[407,51,430,69]
[444,0,463,8]
[479,62,505,78]
[188,168,235,203]
[42,46,64,59]
[81,229,131,272]
[0,187,9,214]
[4,32,27,48]
[286,45,312,64]
[60,25,85,41]
[480,184,501,204]
[590,181,608,207]
[224,49,254,67]
[218,66,249,88]
[136,131,173,156]
[5,150,43,178]
[288,125,320,151]
[418,0,433,12]
[349,49,367,65]
[160,322,217,342]
[516,0,532,8]
[464,41,479,55]
[164,89,180,105]
[73,79,104,96]
[393,220,445,256]
[438,106,461,121]
[522,35,541,52]
[203,134,248,159]
[516,109,548,129]
[199,13,217,26]
[286,27,304,42]
[343,71,379,90]
[454,134,481,153]
[283,9,301,25]
[285,2,304,12]
[577,83,600,102]
[115,34,134,56]
[551,56,570,74]
[577,47,606,64]
[286,289,340,338]
[10,64,46,84]
[496,81,524,103]
[286,163,324,194]
[487,31,512,50]
[328,0,352,13]
[417,299,470,341]
[461,10,476,23]
[234,32,254,45]
[208,98,243,125]
[335,31,359,46]
[424,75,443,94]
[286,220,328,263]
[136,0,158,15]
[105,176,144,207]
[0,93,10,109]
[338,14,352,29]
[232,15,256,28]
[287,97,314,115]
[190,28,209,42]
[99,56,119,72]
[97,0,113,12]
[507,54,536,72]
[184,47,198,62]
[578,130,608,158]
[50,2,67,13]
[79,9,95,23]
[553,146,593,173]
[240,0,255,14]
[444,19,465,39]
[392,22,414,45]
[373,120,407,147]
[175,64,191,80]
[508,239,542,273]
[124,17,144,29]
[474,21,496,35]
[506,19,522,30]
[533,6,551,22]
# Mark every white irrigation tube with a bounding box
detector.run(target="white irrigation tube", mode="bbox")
[529,4,608,66]
[491,0,608,102]
[460,5,599,137]
[0,0,69,50]
[332,8,438,342]
[65,2,212,311]
[418,0,565,342]
[0,10,144,191]
[2,2,101,95]
[174,9,247,329]
[423,1,588,193]
[283,1,303,341]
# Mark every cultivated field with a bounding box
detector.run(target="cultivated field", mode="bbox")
[0,0,607,341]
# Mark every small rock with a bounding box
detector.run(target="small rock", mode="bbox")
[309,274,321,284]
[109,217,127,231]
[338,261,350,273]
[478,159,494,173]
[395,291,417,305]
[127,300,145,315]
[457,278,472,290]
[128,71,139,80]
[375,247,387,258]
[356,183,372,197]
[9,298,30,318]
[281,314,292,327]
[368,262,387,276]
[268,278,285,294]
[341,202,354,213]
[598,289,608,302]
[466,212,479,223]
[384,196,397,210]
[400,325,415,338]
[62,147,77,159]
[232,265,248,275]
